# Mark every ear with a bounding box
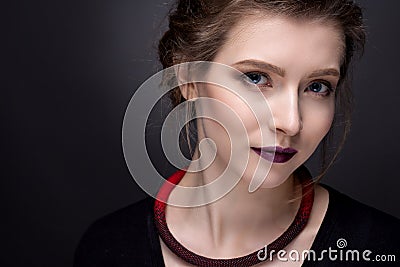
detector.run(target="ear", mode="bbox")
[174,64,199,100]
[179,83,198,101]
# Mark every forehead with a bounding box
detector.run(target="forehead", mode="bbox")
[214,15,344,74]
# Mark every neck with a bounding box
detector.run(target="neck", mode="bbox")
[169,146,301,249]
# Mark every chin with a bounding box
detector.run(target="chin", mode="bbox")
[260,170,292,188]
[255,160,302,189]
[232,153,299,190]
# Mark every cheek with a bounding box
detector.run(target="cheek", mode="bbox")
[199,84,258,133]
[302,98,335,145]
[196,85,248,147]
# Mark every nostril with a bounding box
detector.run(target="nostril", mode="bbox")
[274,119,302,136]
[275,127,286,134]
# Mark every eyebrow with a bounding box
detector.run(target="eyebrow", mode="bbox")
[232,59,340,78]
[308,68,340,78]
[232,60,285,77]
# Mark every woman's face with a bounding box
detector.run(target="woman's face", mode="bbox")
[194,15,343,189]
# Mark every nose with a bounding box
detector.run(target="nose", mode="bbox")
[269,88,303,137]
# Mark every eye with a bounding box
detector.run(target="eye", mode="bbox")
[306,81,333,96]
[243,72,272,87]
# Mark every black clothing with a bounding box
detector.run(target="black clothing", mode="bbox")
[74,184,400,266]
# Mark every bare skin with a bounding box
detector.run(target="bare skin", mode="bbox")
[160,15,342,267]
[161,184,329,267]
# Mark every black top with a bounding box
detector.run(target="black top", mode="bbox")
[74,184,400,266]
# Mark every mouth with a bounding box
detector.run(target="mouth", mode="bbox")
[251,146,298,163]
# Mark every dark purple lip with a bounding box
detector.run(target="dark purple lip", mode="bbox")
[251,146,298,163]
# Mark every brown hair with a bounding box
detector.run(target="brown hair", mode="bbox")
[158,0,366,182]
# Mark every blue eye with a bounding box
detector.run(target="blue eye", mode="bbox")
[307,81,332,95]
[243,72,272,87]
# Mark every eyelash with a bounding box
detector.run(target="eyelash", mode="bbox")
[241,71,335,97]
[241,71,273,88]
[308,80,334,98]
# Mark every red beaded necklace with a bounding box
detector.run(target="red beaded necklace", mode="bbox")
[154,166,314,267]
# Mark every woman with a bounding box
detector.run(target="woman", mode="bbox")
[74,0,400,266]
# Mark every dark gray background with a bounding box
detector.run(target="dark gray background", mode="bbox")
[2,1,400,266]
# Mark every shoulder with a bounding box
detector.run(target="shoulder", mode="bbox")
[86,197,154,231]
[305,184,400,266]
[73,197,163,266]
[318,184,400,259]
[80,197,154,241]
[321,184,400,232]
